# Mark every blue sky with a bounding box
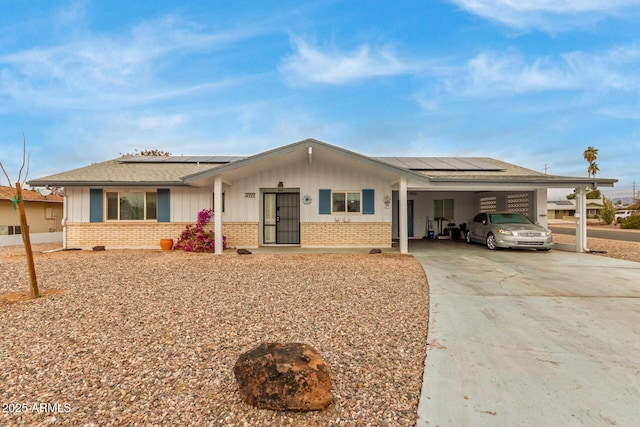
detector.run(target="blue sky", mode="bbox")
[1,0,639,201]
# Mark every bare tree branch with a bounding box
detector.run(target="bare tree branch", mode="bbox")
[22,150,31,186]
[0,161,13,187]
[17,135,28,184]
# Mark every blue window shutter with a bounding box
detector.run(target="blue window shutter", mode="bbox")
[362,189,375,215]
[157,189,170,222]
[89,189,103,223]
[319,189,331,214]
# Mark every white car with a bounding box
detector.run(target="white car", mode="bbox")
[615,210,633,223]
[466,212,553,251]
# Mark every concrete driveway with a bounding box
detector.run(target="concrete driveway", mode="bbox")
[413,240,640,427]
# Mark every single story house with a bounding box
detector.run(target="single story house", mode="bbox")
[547,199,604,220]
[28,138,617,253]
[0,185,63,235]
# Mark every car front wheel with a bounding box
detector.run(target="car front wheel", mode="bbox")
[486,233,497,250]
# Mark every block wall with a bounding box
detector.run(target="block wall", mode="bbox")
[301,222,391,247]
[223,222,259,248]
[65,222,188,249]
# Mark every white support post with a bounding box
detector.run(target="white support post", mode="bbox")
[399,177,408,254]
[214,176,223,255]
[575,186,588,253]
[62,193,68,249]
[535,188,548,229]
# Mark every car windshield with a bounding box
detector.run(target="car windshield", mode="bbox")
[489,213,533,225]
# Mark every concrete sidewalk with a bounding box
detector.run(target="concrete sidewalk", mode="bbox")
[413,240,640,426]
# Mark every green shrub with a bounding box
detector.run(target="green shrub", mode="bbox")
[601,198,615,224]
[620,215,640,229]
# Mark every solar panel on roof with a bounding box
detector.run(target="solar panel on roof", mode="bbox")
[375,157,504,171]
[120,156,245,164]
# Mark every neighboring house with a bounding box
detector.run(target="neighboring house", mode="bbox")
[0,185,63,235]
[28,138,617,253]
[547,199,604,220]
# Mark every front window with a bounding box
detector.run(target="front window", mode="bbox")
[332,191,361,213]
[107,191,157,220]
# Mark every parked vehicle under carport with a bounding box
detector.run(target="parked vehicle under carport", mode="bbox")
[466,212,553,251]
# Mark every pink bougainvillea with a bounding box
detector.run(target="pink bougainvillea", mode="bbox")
[174,209,227,253]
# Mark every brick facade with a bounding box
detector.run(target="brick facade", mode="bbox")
[66,222,189,249]
[223,222,259,248]
[300,222,391,247]
[66,221,391,249]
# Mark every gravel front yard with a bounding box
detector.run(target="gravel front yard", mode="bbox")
[1,245,429,426]
[551,233,640,263]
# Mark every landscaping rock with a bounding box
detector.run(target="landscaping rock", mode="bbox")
[369,248,382,254]
[233,342,333,411]
[237,248,252,255]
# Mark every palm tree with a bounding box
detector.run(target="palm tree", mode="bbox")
[583,146,599,177]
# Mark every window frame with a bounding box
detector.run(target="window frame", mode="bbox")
[105,190,158,221]
[212,192,226,213]
[331,190,362,214]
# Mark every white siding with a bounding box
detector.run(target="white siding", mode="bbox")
[224,158,393,223]
[170,187,212,222]
[65,186,212,223]
[66,187,90,222]
[64,158,395,225]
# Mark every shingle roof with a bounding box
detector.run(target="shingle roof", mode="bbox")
[28,158,223,187]
[0,185,63,202]
[27,141,617,189]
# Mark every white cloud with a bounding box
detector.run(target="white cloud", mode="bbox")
[458,52,578,95]
[445,46,640,97]
[279,37,412,86]
[449,0,640,31]
[0,16,250,110]
[56,0,89,25]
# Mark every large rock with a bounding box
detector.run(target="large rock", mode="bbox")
[233,342,333,411]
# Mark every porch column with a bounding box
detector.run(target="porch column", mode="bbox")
[214,176,223,255]
[399,176,408,254]
[62,193,68,249]
[535,188,548,228]
[575,186,588,253]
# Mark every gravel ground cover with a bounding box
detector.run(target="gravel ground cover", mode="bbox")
[1,245,429,426]
[551,233,640,263]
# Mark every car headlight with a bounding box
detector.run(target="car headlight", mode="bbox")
[496,228,513,236]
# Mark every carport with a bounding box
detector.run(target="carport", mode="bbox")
[383,156,618,253]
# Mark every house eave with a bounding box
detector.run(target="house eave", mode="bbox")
[426,176,618,188]
[26,180,191,188]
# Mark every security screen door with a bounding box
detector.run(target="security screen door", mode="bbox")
[263,193,300,244]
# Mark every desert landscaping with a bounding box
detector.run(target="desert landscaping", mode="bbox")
[2,232,639,426]
[1,245,429,426]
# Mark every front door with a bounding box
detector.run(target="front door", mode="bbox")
[263,192,300,244]
[397,200,414,238]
